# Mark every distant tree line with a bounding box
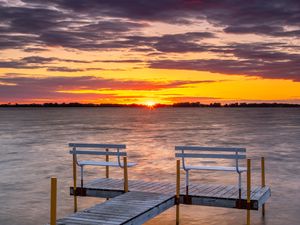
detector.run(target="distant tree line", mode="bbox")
[1,102,300,108]
[0,102,141,107]
[172,102,300,107]
[172,102,222,107]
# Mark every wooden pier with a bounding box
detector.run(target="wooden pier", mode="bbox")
[52,178,271,225]
[49,144,271,225]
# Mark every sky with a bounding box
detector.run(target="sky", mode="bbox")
[0,0,300,105]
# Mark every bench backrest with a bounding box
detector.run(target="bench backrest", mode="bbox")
[69,143,127,166]
[70,143,126,155]
[175,146,246,171]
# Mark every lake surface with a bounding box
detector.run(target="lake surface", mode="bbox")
[0,107,299,225]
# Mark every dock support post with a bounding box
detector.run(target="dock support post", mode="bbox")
[72,149,78,212]
[106,149,109,179]
[106,149,110,200]
[176,160,180,225]
[261,157,266,217]
[247,159,251,225]
[123,156,128,193]
[50,177,57,225]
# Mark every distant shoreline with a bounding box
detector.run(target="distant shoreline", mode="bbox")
[1,102,300,108]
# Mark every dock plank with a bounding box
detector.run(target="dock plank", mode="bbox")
[58,191,174,225]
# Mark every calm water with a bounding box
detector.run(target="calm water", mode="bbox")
[0,107,299,225]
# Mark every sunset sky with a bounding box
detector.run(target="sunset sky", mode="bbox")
[0,0,300,104]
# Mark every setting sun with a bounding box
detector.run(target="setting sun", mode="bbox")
[144,101,156,108]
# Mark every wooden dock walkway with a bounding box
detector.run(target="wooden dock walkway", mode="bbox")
[71,178,271,210]
[57,191,174,225]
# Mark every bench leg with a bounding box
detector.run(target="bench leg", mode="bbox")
[185,170,189,196]
[238,172,242,208]
[123,157,128,192]
[80,166,83,189]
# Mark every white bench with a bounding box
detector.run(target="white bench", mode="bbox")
[69,143,137,188]
[175,146,246,197]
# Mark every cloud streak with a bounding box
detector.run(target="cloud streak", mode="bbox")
[0,75,210,102]
[149,42,300,81]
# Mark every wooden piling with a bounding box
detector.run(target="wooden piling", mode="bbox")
[106,149,110,200]
[123,157,128,192]
[261,157,266,217]
[72,149,78,212]
[106,149,109,179]
[176,160,180,225]
[247,159,251,225]
[50,177,57,225]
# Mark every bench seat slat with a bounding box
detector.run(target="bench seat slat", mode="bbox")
[183,165,246,172]
[70,150,127,156]
[175,146,246,152]
[175,153,246,159]
[69,143,126,149]
[79,161,137,167]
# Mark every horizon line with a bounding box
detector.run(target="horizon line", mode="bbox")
[1,102,300,108]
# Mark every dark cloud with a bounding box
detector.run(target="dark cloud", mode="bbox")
[19,0,300,37]
[224,25,300,37]
[94,59,144,63]
[23,47,48,52]
[21,56,57,64]
[0,6,63,33]
[103,32,215,54]
[47,67,107,72]
[46,67,86,72]
[149,42,300,81]
[150,58,300,81]
[0,56,142,71]
[81,20,149,33]
[152,32,214,53]
[0,3,149,50]
[0,34,36,50]
[190,1,300,37]
[21,0,195,24]
[0,56,91,69]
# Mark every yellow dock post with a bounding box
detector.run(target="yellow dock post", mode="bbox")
[123,156,128,192]
[106,149,109,179]
[72,151,78,212]
[176,160,180,225]
[247,159,251,225]
[261,157,266,217]
[50,177,57,225]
